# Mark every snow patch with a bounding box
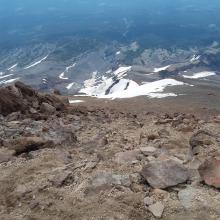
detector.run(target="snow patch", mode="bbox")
[153,65,171,73]
[183,71,216,79]
[24,55,48,69]
[101,79,185,99]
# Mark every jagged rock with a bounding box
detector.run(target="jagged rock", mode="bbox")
[40,102,56,114]
[199,158,220,188]
[114,150,140,164]
[3,137,54,155]
[141,159,189,189]
[148,202,164,218]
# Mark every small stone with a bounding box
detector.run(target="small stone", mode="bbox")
[114,150,140,164]
[178,187,197,209]
[147,156,156,161]
[29,201,39,209]
[140,146,157,156]
[49,171,73,187]
[152,189,170,200]
[148,202,164,218]
[0,148,15,163]
[144,196,154,206]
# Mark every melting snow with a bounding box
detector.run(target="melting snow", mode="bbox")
[183,71,216,79]
[153,65,171,73]
[101,78,185,99]
[69,100,84,104]
[79,66,184,99]
[24,55,48,69]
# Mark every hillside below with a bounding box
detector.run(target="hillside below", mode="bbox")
[1,82,220,220]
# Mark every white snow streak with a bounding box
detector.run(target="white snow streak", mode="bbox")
[66,82,75,90]
[59,63,76,80]
[0,74,14,80]
[183,71,216,79]
[0,78,19,85]
[24,55,48,69]
[7,63,18,71]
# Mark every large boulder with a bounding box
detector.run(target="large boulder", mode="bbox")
[141,159,189,189]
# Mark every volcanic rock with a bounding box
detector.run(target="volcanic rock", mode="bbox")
[3,136,54,155]
[114,150,141,164]
[199,158,220,188]
[140,146,157,156]
[141,159,189,189]
[40,102,56,114]
[148,202,164,218]
[0,87,26,116]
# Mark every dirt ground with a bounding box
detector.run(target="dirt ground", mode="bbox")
[1,82,220,220]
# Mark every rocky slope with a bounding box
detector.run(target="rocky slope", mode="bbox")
[1,83,220,219]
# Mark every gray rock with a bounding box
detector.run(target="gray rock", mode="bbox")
[114,150,140,164]
[144,196,154,206]
[49,171,73,187]
[141,159,189,189]
[148,202,164,218]
[91,171,131,188]
[40,102,56,114]
[0,148,15,163]
[140,146,157,156]
[178,187,197,209]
